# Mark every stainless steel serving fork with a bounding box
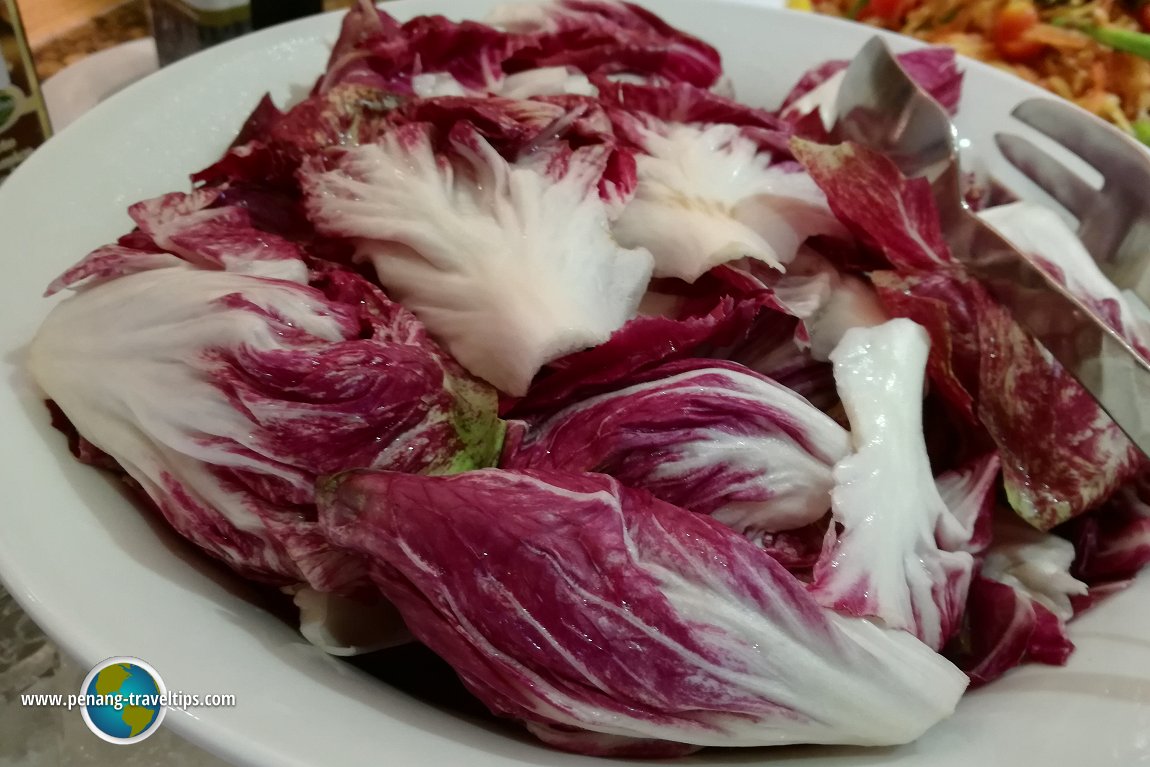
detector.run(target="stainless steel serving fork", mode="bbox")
[832,37,1150,457]
[997,102,1150,302]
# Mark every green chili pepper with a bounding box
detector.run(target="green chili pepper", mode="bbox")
[1076,24,1150,60]
[848,0,870,19]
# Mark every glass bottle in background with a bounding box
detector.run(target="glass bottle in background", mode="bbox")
[149,1,339,66]
[0,0,51,184]
[148,0,252,67]
[251,0,323,30]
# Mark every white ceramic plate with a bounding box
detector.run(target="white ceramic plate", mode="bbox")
[3,2,1150,766]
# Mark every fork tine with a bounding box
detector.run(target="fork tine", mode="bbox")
[1012,98,1150,183]
[995,132,1097,222]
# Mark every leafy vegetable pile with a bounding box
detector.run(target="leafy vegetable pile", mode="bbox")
[27,0,1150,757]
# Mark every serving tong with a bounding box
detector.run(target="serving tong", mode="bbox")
[832,37,1150,458]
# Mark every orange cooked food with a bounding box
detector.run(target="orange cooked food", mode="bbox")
[810,0,1150,142]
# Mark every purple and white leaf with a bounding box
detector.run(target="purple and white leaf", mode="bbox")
[812,320,975,650]
[29,267,505,594]
[319,468,968,755]
[981,201,1150,359]
[302,121,653,395]
[981,516,1089,623]
[612,117,846,281]
[504,359,851,536]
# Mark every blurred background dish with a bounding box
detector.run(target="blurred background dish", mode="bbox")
[805,0,1150,145]
[41,37,157,131]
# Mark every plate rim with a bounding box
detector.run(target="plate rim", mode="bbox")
[2,2,1147,766]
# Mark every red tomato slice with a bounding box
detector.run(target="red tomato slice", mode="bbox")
[993,2,1045,62]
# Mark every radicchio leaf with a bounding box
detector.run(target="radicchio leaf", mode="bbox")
[812,320,975,650]
[321,4,515,95]
[982,517,1089,623]
[318,467,968,754]
[30,265,505,594]
[505,359,851,536]
[948,516,1088,685]
[739,247,889,361]
[508,266,791,416]
[491,0,723,88]
[869,270,980,424]
[981,201,1150,359]
[611,115,846,281]
[947,575,1076,687]
[779,48,963,124]
[596,79,794,156]
[301,119,653,395]
[790,138,955,271]
[935,452,1001,557]
[861,220,1141,528]
[48,190,310,295]
[1063,472,1150,584]
[975,296,1143,527]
